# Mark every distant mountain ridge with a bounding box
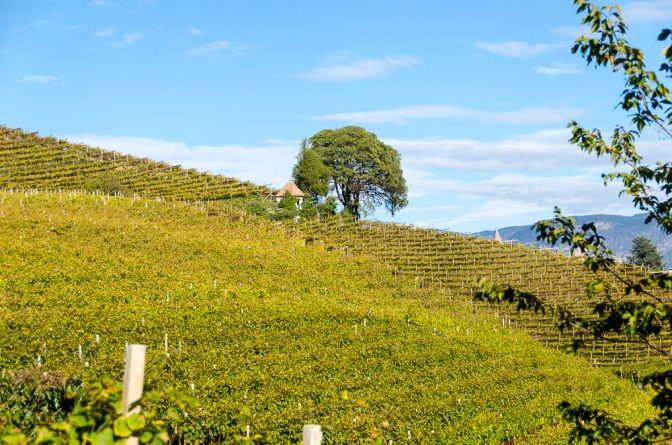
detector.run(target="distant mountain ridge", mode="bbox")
[476,213,672,267]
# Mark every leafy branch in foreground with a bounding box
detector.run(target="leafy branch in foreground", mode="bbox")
[0,374,197,445]
[570,0,672,233]
[476,0,672,442]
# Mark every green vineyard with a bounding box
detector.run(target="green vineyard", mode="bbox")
[293,216,670,378]
[0,190,656,443]
[0,126,269,201]
[0,127,668,443]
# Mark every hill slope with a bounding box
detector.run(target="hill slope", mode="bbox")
[293,216,672,376]
[477,214,672,266]
[0,126,269,201]
[0,190,655,443]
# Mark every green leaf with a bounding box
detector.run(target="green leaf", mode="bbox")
[126,413,146,432]
[91,428,115,445]
[113,417,132,438]
[1,433,27,445]
[166,407,181,422]
[73,415,92,428]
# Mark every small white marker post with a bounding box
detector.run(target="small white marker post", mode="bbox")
[122,344,147,445]
[302,424,322,445]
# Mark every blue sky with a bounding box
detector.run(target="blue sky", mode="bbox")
[1,0,671,232]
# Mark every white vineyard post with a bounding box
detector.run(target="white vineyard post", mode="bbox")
[122,344,147,445]
[302,424,322,445]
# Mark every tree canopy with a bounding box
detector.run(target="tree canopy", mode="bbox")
[292,126,408,218]
[292,139,331,203]
[627,235,666,270]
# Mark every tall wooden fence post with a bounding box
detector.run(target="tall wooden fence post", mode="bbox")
[122,344,147,445]
[303,424,322,445]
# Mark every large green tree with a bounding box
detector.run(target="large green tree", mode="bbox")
[628,235,666,270]
[292,138,331,203]
[476,1,672,442]
[293,126,408,218]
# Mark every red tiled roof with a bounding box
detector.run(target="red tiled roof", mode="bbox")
[275,181,305,197]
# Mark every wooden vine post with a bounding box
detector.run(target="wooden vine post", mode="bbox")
[122,344,147,445]
[302,424,322,445]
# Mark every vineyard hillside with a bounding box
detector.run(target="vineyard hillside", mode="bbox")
[292,216,672,377]
[0,190,656,443]
[0,126,269,201]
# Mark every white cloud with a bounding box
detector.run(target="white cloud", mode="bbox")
[387,132,669,230]
[490,107,584,124]
[393,170,635,231]
[20,75,60,84]
[473,41,565,58]
[113,31,144,46]
[534,63,583,76]
[387,128,605,172]
[93,27,115,38]
[187,40,249,57]
[62,129,661,232]
[90,0,112,6]
[636,139,672,161]
[443,200,547,226]
[408,173,631,215]
[305,54,419,81]
[63,134,299,188]
[552,26,590,38]
[309,105,584,125]
[309,105,480,124]
[190,28,204,36]
[623,0,672,22]
[188,40,229,56]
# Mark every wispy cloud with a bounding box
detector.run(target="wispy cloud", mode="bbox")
[623,0,672,22]
[472,41,565,58]
[190,28,204,36]
[387,128,596,172]
[551,26,590,38]
[187,40,249,57]
[490,107,584,124]
[309,105,479,124]
[20,75,61,84]
[406,172,630,222]
[305,54,419,81]
[62,129,652,232]
[395,169,634,231]
[534,63,583,76]
[90,0,112,6]
[442,199,547,227]
[63,134,298,188]
[188,40,230,56]
[93,26,115,38]
[308,105,584,125]
[113,31,144,46]
[387,131,668,228]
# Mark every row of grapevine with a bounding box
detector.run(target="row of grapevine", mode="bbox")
[0,190,656,443]
[291,216,670,375]
[0,126,270,201]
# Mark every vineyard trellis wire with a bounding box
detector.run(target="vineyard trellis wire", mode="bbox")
[0,188,659,442]
[291,214,671,379]
[0,126,270,202]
